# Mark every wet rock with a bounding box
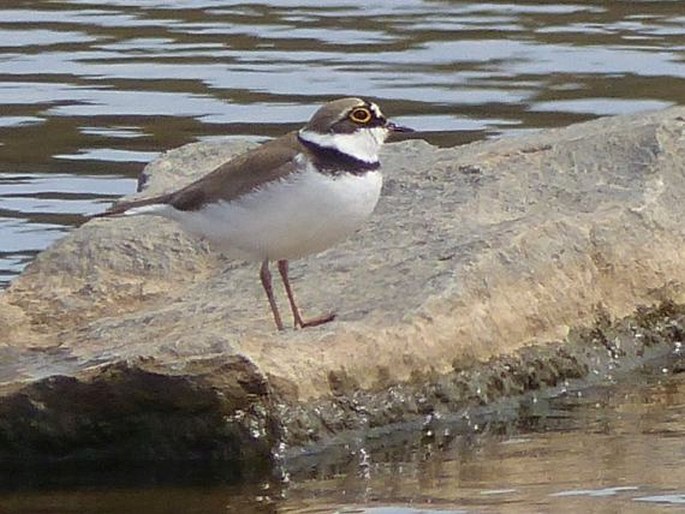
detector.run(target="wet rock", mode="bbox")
[1,107,685,468]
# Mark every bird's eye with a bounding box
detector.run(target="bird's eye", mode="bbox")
[349,107,373,124]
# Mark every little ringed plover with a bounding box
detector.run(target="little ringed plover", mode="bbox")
[94,97,412,330]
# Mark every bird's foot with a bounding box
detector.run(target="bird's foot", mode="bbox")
[296,312,336,329]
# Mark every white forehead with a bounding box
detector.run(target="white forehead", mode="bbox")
[368,102,384,118]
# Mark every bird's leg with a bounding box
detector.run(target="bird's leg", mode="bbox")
[277,259,336,329]
[260,259,284,331]
[277,259,305,328]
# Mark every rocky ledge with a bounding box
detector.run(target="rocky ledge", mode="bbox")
[1,108,684,472]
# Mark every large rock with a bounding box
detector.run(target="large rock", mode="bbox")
[1,108,685,468]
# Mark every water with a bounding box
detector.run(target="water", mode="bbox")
[0,365,682,513]
[1,0,685,285]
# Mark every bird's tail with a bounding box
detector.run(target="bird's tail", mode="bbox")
[90,193,173,219]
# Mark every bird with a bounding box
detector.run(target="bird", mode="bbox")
[93,97,413,331]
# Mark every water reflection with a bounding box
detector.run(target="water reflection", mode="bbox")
[285,369,685,512]
[1,1,684,284]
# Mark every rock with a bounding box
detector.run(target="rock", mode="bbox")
[1,108,685,469]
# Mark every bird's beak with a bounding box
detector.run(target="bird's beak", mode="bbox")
[386,120,414,133]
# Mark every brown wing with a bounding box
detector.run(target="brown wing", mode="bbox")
[93,131,303,218]
[169,131,302,211]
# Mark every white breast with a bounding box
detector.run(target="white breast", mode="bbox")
[162,162,383,261]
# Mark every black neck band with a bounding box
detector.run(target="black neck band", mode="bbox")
[298,134,380,175]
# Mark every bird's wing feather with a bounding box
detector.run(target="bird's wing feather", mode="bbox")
[170,132,302,211]
[93,132,303,217]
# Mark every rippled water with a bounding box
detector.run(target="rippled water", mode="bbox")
[1,0,685,285]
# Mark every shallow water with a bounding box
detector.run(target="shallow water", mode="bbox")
[0,364,683,513]
[2,0,685,285]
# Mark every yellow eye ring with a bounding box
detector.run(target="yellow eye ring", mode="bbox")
[349,107,372,124]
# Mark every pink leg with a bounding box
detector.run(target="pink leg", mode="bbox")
[277,259,336,329]
[260,259,284,331]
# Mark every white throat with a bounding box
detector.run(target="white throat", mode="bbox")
[298,126,389,164]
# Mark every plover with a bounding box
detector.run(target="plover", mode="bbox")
[95,98,412,330]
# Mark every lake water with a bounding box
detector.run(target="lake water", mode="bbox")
[1,1,685,511]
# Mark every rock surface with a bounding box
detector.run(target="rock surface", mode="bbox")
[1,107,685,467]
